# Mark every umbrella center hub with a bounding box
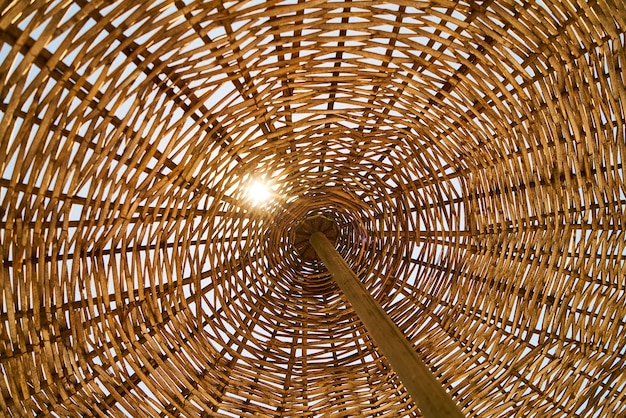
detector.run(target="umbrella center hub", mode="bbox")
[292,215,339,262]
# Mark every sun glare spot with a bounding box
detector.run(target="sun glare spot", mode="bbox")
[248,181,271,206]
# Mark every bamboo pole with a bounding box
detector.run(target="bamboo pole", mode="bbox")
[309,231,464,418]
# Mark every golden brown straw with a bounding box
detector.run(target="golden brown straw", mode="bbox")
[1,1,625,416]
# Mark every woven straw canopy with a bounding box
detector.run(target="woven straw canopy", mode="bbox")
[2,1,626,416]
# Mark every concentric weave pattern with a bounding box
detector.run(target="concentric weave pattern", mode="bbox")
[1,1,625,416]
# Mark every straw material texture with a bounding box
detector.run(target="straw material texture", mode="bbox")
[1,1,625,416]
